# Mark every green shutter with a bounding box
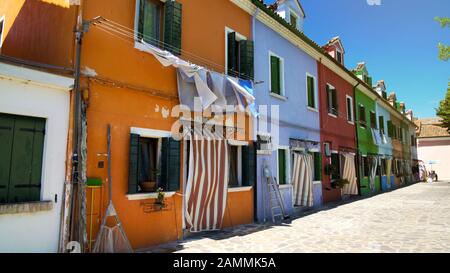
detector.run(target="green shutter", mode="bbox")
[7,116,45,203]
[160,138,181,192]
[164,1,182,55]
[308,76,315,108]
[239,40,254,80]
[332,89,338,115]
[270,56,280,94]
[227,32,237,76]
[128,134,140,194]
[278,149,286,185]
[242,142,256,187]
[314,152,322,181]
[0,114,15,203]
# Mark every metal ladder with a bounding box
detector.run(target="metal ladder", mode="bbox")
[263,163,290,223]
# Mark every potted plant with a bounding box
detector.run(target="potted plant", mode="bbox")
[155,187,166,210]
[139,168,160,192]
[331,178,350,189]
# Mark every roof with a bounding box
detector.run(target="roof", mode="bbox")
[415,118,450,138]
[272,0,306,18]
[323,36,345,53]
[354,62,366,71]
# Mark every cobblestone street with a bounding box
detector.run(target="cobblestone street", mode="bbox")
[155,181,450,253]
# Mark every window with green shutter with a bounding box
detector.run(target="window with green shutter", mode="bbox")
[370,111,377,129]
[239,40,254,80]
[242,143,256,187]
[137,0,182,55]
[387,120,393,137]
[313,152,322,181]
[0,113,45,204]
[359,105,366,127]
[379,116,385,135]
[227,31,254,79]
[270,55,281,95]
[307,75,316,108]
[278,149,287,185]
[128,134,180,194]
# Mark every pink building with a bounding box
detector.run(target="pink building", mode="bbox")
[416,118,450,180]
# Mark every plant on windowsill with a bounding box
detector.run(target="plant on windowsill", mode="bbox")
[331,178,350,189]
[154,187,166,210]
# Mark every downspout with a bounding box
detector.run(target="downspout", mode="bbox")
[353,82,362,196]
[251,7,259,222]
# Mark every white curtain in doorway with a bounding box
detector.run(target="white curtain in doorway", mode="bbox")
[386,158,392,189]
[184,133,229,232]
[369,156,379,193]
[292,153,314,207]
[341,153,358,195]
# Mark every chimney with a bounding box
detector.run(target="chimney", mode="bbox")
[388,91,396,107]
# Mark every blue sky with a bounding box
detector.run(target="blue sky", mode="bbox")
[267,0,450,118]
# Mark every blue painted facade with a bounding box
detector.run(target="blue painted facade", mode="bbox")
[253,1,321,223]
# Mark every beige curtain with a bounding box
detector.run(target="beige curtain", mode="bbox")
[292,153,314,207]
[342,153,358,195]
[386,159,392,189]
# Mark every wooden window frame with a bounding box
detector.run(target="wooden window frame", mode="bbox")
[225,27,247,77]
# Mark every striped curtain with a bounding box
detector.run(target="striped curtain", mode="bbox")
[184,136,229,232]
[386,159,392,189]
[369,156,378,193]
[292,153,314,207]
[342,153,358,195]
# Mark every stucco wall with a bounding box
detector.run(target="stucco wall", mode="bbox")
[418,138,450,180]
[0,64,71,252]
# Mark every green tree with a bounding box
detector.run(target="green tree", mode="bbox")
[435,17,450,61]
[436,82,450,133]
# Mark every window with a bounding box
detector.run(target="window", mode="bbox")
[136,0,182,55]
[380,158,387,176]
[346,96,354,123]
[362,156,369,177]
[398,127,403,142]
[331,153,341,180]
[307,74,317,109]
[0,113,46,204]
[382,91,387,100]
[0,16,4,48]
[336,50,343,64]
[387,120,393,137]
[359,105,367,127]
[277,148,289,185]
[227,29,254,79]
[128,131,180,194]
[312,152,322,181]
[326,84,338,116]
[370,111,377,129]
[270,54,283,95]
[228,145,242,187]
[290,11,298,29]
[379,116,385,135]
[411,135,416,146]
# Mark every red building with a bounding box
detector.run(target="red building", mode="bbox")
[318,37,358,203]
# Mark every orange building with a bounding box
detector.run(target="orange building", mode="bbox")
[1,0,256,252]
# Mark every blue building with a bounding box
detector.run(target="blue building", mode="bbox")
[253,0,322,222]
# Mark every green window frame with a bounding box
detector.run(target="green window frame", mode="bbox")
[270,55,282,95]
[278,149,288,185]
[359,105,367,127]
[313,152,322,181]
[0,113,45,204]
[370,111,377,129]
[137,0,183,55]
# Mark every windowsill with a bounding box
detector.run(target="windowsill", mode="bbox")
[307,106,319,113]
[279,184,292,189]
[270,92,287,101]
[347,120,355,125]
[313,180,322,185]
[328,113,338,118]
[0,201,53,215]
[126,191,176,201]
[257,150,273,155]
[228,186,253,192]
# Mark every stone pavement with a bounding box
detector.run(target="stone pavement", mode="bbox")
[144,181,450,253]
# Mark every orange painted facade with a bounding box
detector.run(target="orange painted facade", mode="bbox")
[81,0,254,250]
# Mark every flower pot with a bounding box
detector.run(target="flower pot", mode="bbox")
[140,181,157,192]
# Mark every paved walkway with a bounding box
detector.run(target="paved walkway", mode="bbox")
[146,181,450,253]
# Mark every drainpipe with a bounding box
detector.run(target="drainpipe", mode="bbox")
[252,7,259,222]
[353,82,362,196]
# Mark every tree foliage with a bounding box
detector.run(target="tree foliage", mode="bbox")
[436,82,450,133]
[435,17,450,61]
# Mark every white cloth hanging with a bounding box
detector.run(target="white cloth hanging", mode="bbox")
[292,153,314,207]
[369,156,379,192]
[341,153,358,195]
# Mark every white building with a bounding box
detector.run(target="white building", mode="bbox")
[0,60,73,252]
